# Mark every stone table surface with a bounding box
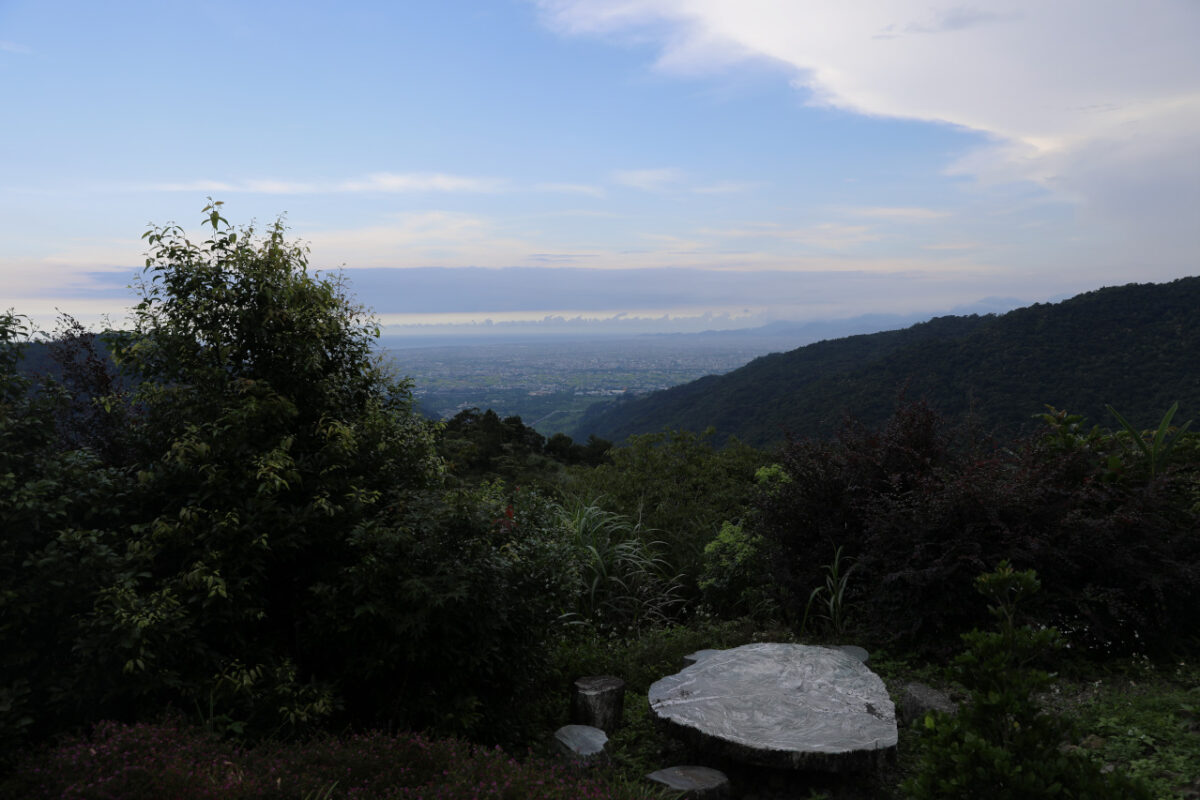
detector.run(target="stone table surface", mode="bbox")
[648,643,896,771]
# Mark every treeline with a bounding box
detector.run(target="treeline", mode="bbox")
[577,277,1200,447]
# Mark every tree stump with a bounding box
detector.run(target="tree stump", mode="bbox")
[571,675,626,733]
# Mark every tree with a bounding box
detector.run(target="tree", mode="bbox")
[0,312,129,753]
[81,201,443,733]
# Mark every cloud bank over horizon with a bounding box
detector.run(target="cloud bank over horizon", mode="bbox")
[1,2,1196,334]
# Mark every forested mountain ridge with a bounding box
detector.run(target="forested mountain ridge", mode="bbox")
[574,277,1200,447]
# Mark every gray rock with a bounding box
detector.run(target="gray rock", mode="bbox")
[553,724,608,759]
[571,675,626,733]
[646,765,731,799]
[682,649,724,669]
[649,643,897,771]
[831,644,869,663]
[895,681,958,726]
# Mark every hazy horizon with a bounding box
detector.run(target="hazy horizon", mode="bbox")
[3,1,1197,334]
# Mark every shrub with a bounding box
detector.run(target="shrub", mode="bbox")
[902,563,1153,799]
[322,483,583,740]
[699,521,774,619]
[564,429,766,592]
[753,400,1200,654]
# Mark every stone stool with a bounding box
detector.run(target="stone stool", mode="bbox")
[646,765,731,799]
[571,675,625,733]
[554,724,608,760]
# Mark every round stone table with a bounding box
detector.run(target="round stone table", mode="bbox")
[648,643,896,771]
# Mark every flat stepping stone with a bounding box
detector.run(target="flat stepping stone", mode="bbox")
[649,643,896,772]
[646,765,731,799]
[553,724,607,759]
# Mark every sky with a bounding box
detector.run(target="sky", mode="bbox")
[2,0,1198,336]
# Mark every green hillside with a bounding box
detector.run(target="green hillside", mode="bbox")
[575,277,1200,446]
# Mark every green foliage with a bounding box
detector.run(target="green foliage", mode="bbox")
[560,502,682,633]
[1,204,592,750]
[581,278,1200,447]
[62,201,442,735]
[0,312,131,753]
[605,689,688,782]
[1107,402,1193,479]
[437,407,610,485]
[699,521,774,618]
[1064,660,1200,798]
[903,563,1153,799]
[753,400,1200,654]
[801,545,858,638]
[564,428,766,593]
[323,482,583,740]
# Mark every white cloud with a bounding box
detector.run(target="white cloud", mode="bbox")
[149,180,242,193]
[303,211,532,268]
[612,167,685,191]
[923,241,982,251]
[0,41,32,54]
[700,221,879,250]
[535,182,607,197]
[539,0,1200,269]
[848,206,950,221]
[336,172,505,193]
[146,173,505,194]
[692,180,759,194]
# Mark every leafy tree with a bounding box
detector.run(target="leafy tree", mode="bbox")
[74,201,444,733]
[0,312,129,753]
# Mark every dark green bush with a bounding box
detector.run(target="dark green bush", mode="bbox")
[564,429,766,594]
[903,563,1153,799]
[0,312,132,752]
[753,401,1200,654]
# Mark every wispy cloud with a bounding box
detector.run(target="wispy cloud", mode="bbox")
[693,181,760,195]
[535,182,606,197]
[923,241,982,251]
[612,167,684,191]
[336,172,505,193]
[700,221,879,251]
[0,41,32,54]
[149,180,243,193]
[146,172,505,194]
[847,206,951,220]
[541,1,1200,267]
[902,7,1021,35]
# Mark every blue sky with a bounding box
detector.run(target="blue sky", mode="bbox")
[3,1,1198,335]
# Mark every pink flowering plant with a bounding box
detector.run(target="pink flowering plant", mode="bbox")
[2,718,666,799]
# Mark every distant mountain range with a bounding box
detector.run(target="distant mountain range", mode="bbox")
[573,278,1200,448]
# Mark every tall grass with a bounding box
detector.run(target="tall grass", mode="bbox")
[560,502,684,632]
